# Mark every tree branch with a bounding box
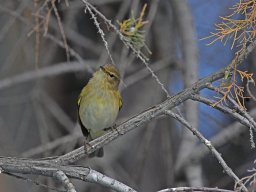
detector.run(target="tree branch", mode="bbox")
[246,79,256,102]
[0,61,94,91]
[157,187,234,192]
[190,94,255,130]
[4,172,65,192]
[0,157,136,192]
[164,110,248,192]
[175,108,256,173]
[54,170,76,192]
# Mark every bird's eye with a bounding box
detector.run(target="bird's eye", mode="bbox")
[109,73,115,78]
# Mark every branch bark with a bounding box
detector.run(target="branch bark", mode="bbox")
[0,157,136,192]
[157,187,234,192]
[54,170,77,192]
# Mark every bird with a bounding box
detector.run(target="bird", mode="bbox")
[78,64,122,157]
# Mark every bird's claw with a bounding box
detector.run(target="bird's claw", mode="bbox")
[104,124,124,135]
[83,140,92,155]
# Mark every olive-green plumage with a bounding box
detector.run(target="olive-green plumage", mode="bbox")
[78,64,122,157]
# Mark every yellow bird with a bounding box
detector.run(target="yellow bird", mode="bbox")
[78,64,122,157]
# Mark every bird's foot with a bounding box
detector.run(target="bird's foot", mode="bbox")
[104,124,124,135]
[83,140,93,155]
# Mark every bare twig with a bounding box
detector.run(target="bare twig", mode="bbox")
[0,0,30,42]
[97,0,131,66]
[54,170,76,192]
[164,110,248,192]
[40,91,76,133]
[0,57,176,93]
[249,126,255,148]
[44,33,93,72]
[34,0,40,68]
[84,1,115,64]
[4,172,65,192]
[21,130,82,158]
[246,79,256,102]
[0,61,94,91]
[123,57,178,90]
[51,0,70,61]
[176,108,256,173]
[0,5,93,73]
[190,94,255,131]
[157,187,234,192]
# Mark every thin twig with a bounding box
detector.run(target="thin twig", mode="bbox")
[21,130,81,157]
[190,94,255,131]
[4,172,65,192]
[84,1,115,65]
[157,187,234,192]
[0,0,30,42]
[51,0,70,61]
[246,79,256,102]
[123,57,178,90]
[54,170,76,192]
[34,0,40,68]
[0,60,94,91]
[40,91,76,133]
[0,5,93,73]
[175,108,256,173]
[164,110,248,192]
[45,33,93,72]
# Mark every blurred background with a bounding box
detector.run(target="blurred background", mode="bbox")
[0,0,255,191]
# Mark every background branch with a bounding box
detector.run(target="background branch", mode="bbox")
[164,110,247,192]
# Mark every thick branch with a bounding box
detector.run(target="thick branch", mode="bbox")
[0,157,136,192]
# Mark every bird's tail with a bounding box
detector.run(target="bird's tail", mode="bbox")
[89,147,104,158]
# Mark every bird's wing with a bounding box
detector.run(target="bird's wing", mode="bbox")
[118,91,122,111]
[78,114,90,137]
[77,86,90,138]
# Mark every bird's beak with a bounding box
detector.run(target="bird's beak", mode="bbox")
[100,66,107,74]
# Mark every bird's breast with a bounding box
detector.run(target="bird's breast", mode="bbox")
[79,90,119,132]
